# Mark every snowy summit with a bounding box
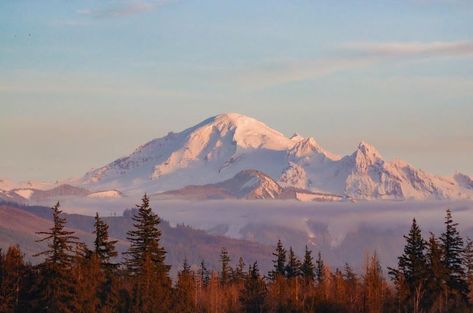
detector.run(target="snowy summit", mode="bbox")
[67,113,473,200]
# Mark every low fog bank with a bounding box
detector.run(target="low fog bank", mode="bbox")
[55,198,473,270]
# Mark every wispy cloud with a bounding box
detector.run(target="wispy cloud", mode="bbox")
[232,57,376,90]
[232,40,473,90]
[77,0,173,18]
[343,40,473,58]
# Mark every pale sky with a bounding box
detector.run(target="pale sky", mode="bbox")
[1,0,472,181]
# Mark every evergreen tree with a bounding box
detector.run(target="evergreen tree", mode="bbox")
[240,262,267,313]
[300,245,315,283]
[425,233,447,312]
[73,253,103,313]
[464,238,473,303]
[0,246,26,313]
[389,218,427,313]
[269,240,286,280]
[315,252,326,284]
[233,256,247,283]
[125,195,171,313]
[93,213,118,272]
[125,194,170,276]
[197,260,210,288]
[34,202,80,313]
[219,247,232,285]
[439,209,469,304]
[285,247,301,279]
[174,258,196,313]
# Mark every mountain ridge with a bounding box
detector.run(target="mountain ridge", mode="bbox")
[2,113,472,201]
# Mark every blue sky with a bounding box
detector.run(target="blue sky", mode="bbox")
[1,0,472,181]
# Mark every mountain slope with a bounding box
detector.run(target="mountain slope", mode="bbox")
[75,113,472,200]
[159,169,345,201]
[0,202,273,273]
[80,113,296,193]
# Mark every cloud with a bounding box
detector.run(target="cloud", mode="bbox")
[231,40,473,90]
[231,57,376,90]
[78,0,173,18]
[344,40,473,58]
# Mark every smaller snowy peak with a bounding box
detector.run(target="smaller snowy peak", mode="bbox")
[356,141,382,159]
[289,137,339,161]
[289,133,305,142]
[454,172,473,190]
[290,137,320,158]
[350,141,383,170]
[226,169,283,199]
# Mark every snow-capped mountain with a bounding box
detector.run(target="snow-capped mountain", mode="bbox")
[77,113,472,200]
[0,182,122,203]
[157,169,345,201]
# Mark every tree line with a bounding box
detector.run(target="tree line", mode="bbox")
[0,195,472,313]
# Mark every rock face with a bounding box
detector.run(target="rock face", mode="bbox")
[31,112,473,200]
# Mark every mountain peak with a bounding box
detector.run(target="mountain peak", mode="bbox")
[201,113,294,150]
[356,141,382,159]
[290,133,305,142]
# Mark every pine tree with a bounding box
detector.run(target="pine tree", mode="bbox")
[344,263,360,312]
[389,218,427,313]
[34,202,80,313]
[174,258,196,313]
[233,256,247,283]
[219,247,232,285]
[93,213,118,272]
[285,247,301,279]
[239,262,267,313]
[425,233,447,312]
[439,209,469,304]
[465,237,473,303]
[198,260,210,288]
[315,252,326,284]
[300,246,315,284]
[125,194,170,276]
[125,195,171,313]
[73,253,103,313]
[0,245,26,313]
[269,240,286,280]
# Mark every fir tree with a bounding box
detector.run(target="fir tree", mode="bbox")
[440,209,469,304]
[233,256,247,283]
[464,238,473,303]
[300,245,315,283]
[174,258,196,313]
[125,195,171,313]
[93,213,118,272]
[425,233,447,311]
[389,218,427,313]
[34,202,80,313]
[0,246,26,313]
[35,202,79,269]
[197,260,210,288]
[285,247,301,279]
[239,262,267,313]
[269,240,286,280]
[125,194,170,276]
[219,247,232,285]
[315,252,326,284]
